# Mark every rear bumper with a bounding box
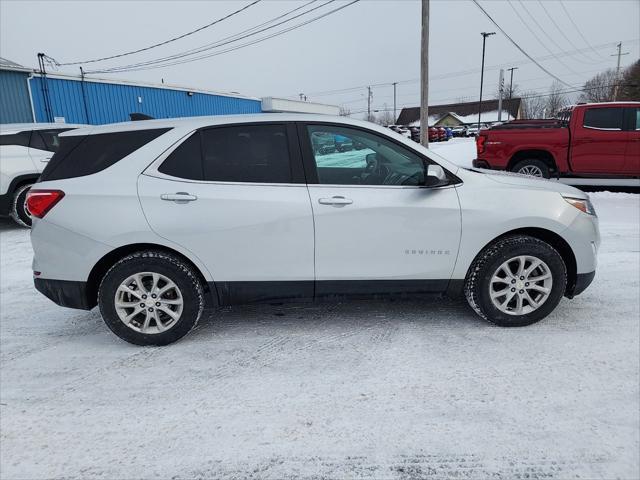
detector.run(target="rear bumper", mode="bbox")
[34,278,95,310]
[565,271,596,298]
[472,159,491,169]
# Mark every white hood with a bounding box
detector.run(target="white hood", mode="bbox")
[470,168,587,197]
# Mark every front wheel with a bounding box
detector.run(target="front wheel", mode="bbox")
[98,251,204,345]
[10,183,34,228]
[464,235,567,327]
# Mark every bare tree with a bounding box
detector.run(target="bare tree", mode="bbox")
[618,60,640,101]
[494,82,520,100]
[375,105,395,126]
[363,112,377,123]
[545,81,568,118]
[520,91,546,119]
[339,106,352,117]
[578,69,617,103]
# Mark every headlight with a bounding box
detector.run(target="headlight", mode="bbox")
[563,196,597,216]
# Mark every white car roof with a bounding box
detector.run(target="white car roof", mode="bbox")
[60,114,390,137]
[0,123,86,135]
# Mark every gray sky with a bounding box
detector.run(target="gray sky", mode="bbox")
[1,0,638,116]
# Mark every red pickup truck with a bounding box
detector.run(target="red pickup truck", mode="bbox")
[473,102,640,178]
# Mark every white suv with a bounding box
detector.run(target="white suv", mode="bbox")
[29,115,600,345]
[0,123,83,227]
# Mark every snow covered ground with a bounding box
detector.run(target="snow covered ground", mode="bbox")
[1,140,639,478]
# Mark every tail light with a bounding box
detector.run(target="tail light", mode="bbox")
[476,134,487,154]
[26,189,65,219]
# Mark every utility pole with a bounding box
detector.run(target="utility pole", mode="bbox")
[611,42,629,101]
[367,86,372,121]
[477,32,495,132]
[497,68,504,122]
[420,0,429,147]
[507,66,518,120]
[392,82,398,124]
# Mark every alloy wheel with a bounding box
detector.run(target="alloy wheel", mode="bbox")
[489,255,553,316]
[114,272,184,334]
[518,165,544,177]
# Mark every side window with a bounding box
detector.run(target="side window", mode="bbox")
[635,108,640,130]
[306,125,426,186]
[0,131,30,147]
[158,133,203,180]
[583,108,623,130]
[200,125,291,183]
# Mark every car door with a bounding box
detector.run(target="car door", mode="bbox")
[299,122,462,296]
[138,123,315,305]
[570,106,627,174]
[624,107,640,175]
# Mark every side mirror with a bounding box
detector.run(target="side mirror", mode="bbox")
[424,164,449,187]
[365,153,377,165]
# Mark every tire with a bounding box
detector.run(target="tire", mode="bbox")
[464,235,567,327]
[511,159,551,179]
[10,183,33,228]
[98,251,205,346]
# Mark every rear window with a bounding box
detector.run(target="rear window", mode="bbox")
[0,131,30,147]
[583,108,623,130]
[41,128,170,181]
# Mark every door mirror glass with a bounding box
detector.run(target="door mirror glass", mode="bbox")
[425,164,449,187]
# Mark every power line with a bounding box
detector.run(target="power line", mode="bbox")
[87,0,359,74]
[471,0,574,88]
[89,0,329,73]
[291,40,630,100]
[535,0,600,64]
[55,0,262,66]
[558,0,607,60]
[508,0,579,74]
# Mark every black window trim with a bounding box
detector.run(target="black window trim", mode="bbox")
[296,121,462,188]
[149,121,307,186]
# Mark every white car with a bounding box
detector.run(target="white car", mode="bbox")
[29,114,599,345]
[466,125,480,137]
[0,123,83,227]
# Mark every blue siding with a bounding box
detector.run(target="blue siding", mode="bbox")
[29,76,261,124]
[0,70,34,123]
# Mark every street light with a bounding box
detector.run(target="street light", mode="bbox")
[478,32,495,132]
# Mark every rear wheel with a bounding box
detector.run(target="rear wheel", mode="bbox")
[464,235,567,327]
[98,251,204,345]
[512,159,551,178]
[10,183,33,228]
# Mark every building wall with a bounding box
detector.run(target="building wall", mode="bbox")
[29,76,261,125]
[0,70,34,123]
[434,114,463,127]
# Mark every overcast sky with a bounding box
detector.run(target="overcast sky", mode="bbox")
[1,0,638,116]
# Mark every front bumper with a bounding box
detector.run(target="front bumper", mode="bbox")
[34,278,95,310]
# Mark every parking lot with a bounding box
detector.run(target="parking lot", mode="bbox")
[1,172,638,478]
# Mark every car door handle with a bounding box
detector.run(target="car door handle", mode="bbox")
[160,192,198,203]
[318,196,353,206]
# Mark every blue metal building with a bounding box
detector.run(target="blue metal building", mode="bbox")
[0,58,34,123]
[1,58,262,125]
